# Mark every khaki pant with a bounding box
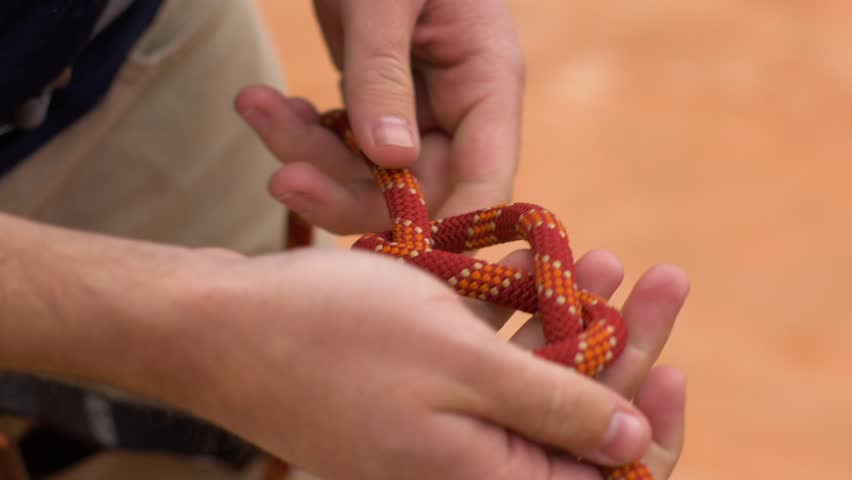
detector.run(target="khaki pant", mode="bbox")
[1,0,322,478]
[0,0,292,253]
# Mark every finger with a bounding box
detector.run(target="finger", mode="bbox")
[339,71,441,134]
[193,248,245,261]
[490,434,601,480]
[267,162,388,234]
[597,265,690,397]
[235,85,317,135]
[547,458,601,480]
[511,250,624,350]
[436,96,521,216]
[634,366,687,479]
[421,29,526,216]
[340,0,424,167]
[463,249,534,329]
[574,250,625,299]
[414,70,439,132]
[234,86,369,186]
[464,343,652,467]
[236,86,462,234]
[266,130,455,234]
[405,130,452,214]
[312,0,345,69]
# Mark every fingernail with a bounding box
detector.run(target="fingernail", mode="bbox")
[241,109,270,134]
[372,116,414,148]
[599,411,646,464]
[278,191,314,214]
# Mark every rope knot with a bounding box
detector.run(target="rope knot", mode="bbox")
[321,109,652,480]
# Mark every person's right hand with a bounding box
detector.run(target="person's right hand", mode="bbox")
[131,246,686,480]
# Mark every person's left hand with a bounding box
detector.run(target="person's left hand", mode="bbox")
[235,0,525,234]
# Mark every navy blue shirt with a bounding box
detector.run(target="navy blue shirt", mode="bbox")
[0,0,164,176]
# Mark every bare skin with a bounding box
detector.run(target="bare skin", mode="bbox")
[0,2,688,478]
[233,1,688,476]
[238,0,527,232]
[0,213,686,479]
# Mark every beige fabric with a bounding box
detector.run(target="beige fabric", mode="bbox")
[0,0,288,254]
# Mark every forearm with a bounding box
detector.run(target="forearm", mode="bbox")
[0,212,194,396]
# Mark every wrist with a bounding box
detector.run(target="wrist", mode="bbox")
[0,214,203,403]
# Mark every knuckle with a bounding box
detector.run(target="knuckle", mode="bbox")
[541,378,611,448]
[541,382,577,438]
[362,50,414,93]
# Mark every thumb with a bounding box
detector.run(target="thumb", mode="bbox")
[341,0,423,167]
[467,345,653,467]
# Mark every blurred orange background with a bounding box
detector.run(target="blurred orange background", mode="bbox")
[257,1,852,478]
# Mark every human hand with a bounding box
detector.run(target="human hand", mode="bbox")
[0,213,686,479]
[236,0,524,233]
[143,247,679,480]
[489,249,689,479]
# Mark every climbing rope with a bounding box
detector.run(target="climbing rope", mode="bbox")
[319,109,653,480]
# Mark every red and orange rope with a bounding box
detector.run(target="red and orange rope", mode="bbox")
[311,110,652,479]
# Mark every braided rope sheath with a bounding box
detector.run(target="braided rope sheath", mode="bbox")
[320,110,652,480]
